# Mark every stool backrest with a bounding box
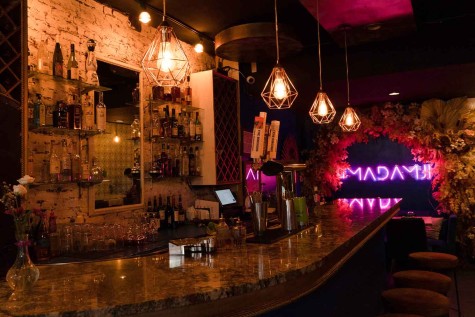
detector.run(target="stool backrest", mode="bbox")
[386,217,428,261]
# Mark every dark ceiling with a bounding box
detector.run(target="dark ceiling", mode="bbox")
[96,0,475,113]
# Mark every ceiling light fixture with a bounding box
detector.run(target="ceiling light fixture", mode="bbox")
[141,0,190,86]
[261,0,298,109]
[309,0,336,124]
[389,91,400,96]
[339,27,361,132]
[139,11,151,24]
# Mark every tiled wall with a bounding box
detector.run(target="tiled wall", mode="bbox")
[26,0,217,224]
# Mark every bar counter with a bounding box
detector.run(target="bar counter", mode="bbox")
[0,198,401,317]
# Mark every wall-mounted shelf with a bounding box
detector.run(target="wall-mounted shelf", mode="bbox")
[28,71,112,94]
[29,126,106,138]
[146,99,203,112]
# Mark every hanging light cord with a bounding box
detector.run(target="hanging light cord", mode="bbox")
[344,29,350,105]
[317,0,322,90]
[162,0,166,22]
[274,0,280,64]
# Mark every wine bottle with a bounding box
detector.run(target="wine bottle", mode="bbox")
[158,194,166,229]
[33,93,46,127]
[96,92,106,132]
[195,112,202,141]
[35,214,51,261]
[60,139,71,182]
[67,43,79,80]
[49,141,60,183]
[68,94,82,130]
[172,195,179,227]
[52,35,64,77]
[184,75,192,106]
[53,100,69,129]
[181,146,189,176]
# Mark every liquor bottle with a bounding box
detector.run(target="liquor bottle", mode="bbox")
[166,144,173,176]
[37,37,50,74]
[160,143,168,177]
[183,112,190,139]
[195,112,202,141]
[82,94,94,130]
[68,94,82,130]
[188,146,196,176]
[80,143,90,181]
[35,214,51,261]
[60,139,71,182]
[172,195,179,227]
[174,145,181,177]
[151,107,160,142]
[96,92,106,132]
[52,35,63,77]
[146,198,153,214]
[171,108,178,138]
[89,157,104,183]
[194,147,202,176]
[33,93,46,128]
[49,141,60,183]
[153,195,159,217]
[53,100,69,129]
[158,194,166,228]
[45,102,54,127]
[164,106,171,137]
[27,94,35,129]
[131,114,140,139]
[67,43,79,80]
[178,194,185,224]
[165,195,176,229]
[181,146,189,176]
[184,76,192,106]
[189,112,196,140]
[85,39,99,85]
[71,141,81,182]
[177,112,184,139]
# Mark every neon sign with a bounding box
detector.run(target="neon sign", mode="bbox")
[341,164,432,182]
[343,198,402,210]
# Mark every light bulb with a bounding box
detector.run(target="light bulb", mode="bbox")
[345,114,354,126]
[273,77,287,100]
[139,11,151,24]
[114,135,120,143]
[194,42,204,53]
[317,100,328,116]
[158,41,175,72]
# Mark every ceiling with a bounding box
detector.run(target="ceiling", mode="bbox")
[96,0,475,113]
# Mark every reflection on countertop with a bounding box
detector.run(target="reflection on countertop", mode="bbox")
[0,198,401,317]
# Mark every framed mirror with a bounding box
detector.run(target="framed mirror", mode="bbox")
[91,59,143,213]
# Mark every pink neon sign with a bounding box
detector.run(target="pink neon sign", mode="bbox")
[341,164,432,182]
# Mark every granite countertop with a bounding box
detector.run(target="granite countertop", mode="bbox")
[0,198,401,317]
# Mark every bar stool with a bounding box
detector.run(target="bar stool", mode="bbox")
[408,252,460,317]
[382,288,450,317]
[392,270,452,294]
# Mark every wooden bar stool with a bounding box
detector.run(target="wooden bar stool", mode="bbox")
[393,270,451,294]
[382,288,450,317]
[409,252,460,317]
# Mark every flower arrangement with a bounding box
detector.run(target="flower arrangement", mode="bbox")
[304,97,475,259]
[1,175,35,242]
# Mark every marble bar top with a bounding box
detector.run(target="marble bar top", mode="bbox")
[0,198,401,317]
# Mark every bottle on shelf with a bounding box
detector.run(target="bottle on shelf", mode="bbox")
[183,112,190,139]
[66,43,79,80]
[60,139,71,182]
[131,114,140,139]
[194,146,201,176]
[177,112,184,139]
[71,141,81,182]
[37,36,50,74]
[171,86,180,104]
[171,108,178,138]
[181,146,189,177]
[189,112,196,141]
[27,94,35,129]
[164,106,171,138]
[172,195,179,227]
[195,112,202,141]
[96,92,107,132]
[160,143,169,177]
[184,75,192,106]
[89,157,104,183]
[80,143,90,182]
[178,194,185,224]
[85,39,99,85]
[174,145,181,177]
[82,94,94,130]
[52,35,64,78]
[151,106,161,142]
[34,212,51,261]
[49,141,60,183]
[33,93,46,128]
[53,100,69,129]
[165,195,176,229]
[188,146,196,176]
[68,94,82,130]
[158,194,166,229]
[45,101,54,127]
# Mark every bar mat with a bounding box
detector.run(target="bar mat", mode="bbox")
[246,225,312,244]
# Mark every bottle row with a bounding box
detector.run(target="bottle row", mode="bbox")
[149,143,201,178]
[150,104,202,142]
[145,193,186,230]
[151,76,192,106]
[28,92,107,132]
[27,139,103,185]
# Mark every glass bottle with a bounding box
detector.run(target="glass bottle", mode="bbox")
[71,141,81,182]
[53,100,69,129]
[67,43,79,80]
[194,146,201,177]
[96,92,106,132]
[68,94,82,130]
[90,157,104,183]
[151,106,160,142]
[85,39,99,85]
[183,112,190,139]
[160,143,168,177]
[82,94,95,130]
[184,75,192,106]
[195,112,202,141]
[188,146,196,176]
[60,139,71,182]
[189,112,196,141]
[81,143,90,182]
[164,106,171,137]
[181,146,189,176]
[33,93,46,128]
[178,194,185,224]
[171,108,178,138]
[49,141,60,183]
[172,195,179,227]
[37,36,50,74]
[158,194,166,229]
[131,114,140,139]
[52,35,63,77]
[34,213,51,261]
[27,94,35,130]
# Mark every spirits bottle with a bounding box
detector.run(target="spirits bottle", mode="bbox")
[178,194,185,224]
[164,106,171,137]
[183,112,190,139]
[96,92,106,132]
[49,141,60,183]
[37,37,50,74]
[27,94,35,129]
[181,146,189,176]
[188,146,196,176]
[171,108,178,138]
[194,146,201,177]
[53,100,69,129]
[166,195,176,229]
[90,157,104,183]
[71,141,81,182]
[195,112,202,141]
[158,194,166,228]
[172,195,179,227]
[177,112,184,139]
[131,114,140,139]
[52,35,63,77]
[68,94,82,130]
[189,112,196,140]
[184,76,192,106]
[82,94,94,130]
[80,142,90,182]
[33,93,46,128]
[60,139,71,182]
[35,213,51,261]
[67,43,79,80]
[85,39,99,85]
[160,143,168,177]
[151,106,160,142]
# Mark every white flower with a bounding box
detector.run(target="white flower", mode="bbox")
[17,175,35,185]
[13,184,27,196]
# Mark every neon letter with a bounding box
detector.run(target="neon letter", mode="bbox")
[363,167,377,181]
[390,165,405,180]
[377,166,390,181]
[347,167,362,181]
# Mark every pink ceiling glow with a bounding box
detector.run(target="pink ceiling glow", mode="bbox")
[300,0,414,32]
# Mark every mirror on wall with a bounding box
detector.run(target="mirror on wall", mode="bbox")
[92,60,142,211]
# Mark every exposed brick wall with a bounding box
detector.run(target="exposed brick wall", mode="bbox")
[27,0,216,224]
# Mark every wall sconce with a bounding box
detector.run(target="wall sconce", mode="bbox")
[194,39,204,53]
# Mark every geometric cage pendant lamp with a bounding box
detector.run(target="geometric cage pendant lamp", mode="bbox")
[261,0,298,109]
[338,26,361,132]
[309,0,336,124]
[141,0,190,86]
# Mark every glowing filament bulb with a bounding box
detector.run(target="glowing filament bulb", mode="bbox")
[317,100,328,116]
[114,135,120,143]
[345,113,354,126]
[273,75,287,100]
[158,41,175,72]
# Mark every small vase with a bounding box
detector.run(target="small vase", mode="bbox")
[6,235,40,291]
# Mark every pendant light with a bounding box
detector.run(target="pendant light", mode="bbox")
[141,0,190,86]
[339,27,361,132]
[308,0,336,124]
[261,0,298,109]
